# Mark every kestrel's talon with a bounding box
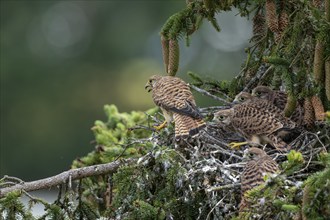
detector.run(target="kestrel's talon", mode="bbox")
[154,121,167,131]
[229,141,248,149]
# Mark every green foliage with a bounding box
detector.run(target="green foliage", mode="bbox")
[68,105,162,218]
[263,56,290,67]
[187,71,241,100]
[187,71,204,86]
[302,153,330,219]
[72,105,157,168]
[73,201,99,220]
[281,204,300,212]
[0,191,34,220]
[1,1,330,219]
[130,200,166,220]
[110,147,208,219]
[40,203,65,220]
[282,150,304,175]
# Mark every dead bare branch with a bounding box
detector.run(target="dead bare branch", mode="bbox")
[0,158,136,198]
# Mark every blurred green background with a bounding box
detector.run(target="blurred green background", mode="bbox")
[0,1,251,181]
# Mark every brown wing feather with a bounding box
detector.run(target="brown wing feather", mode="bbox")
[152,76,202,119]
[231,105,284,137]
[254,87,304,126]
[272,91,287,110]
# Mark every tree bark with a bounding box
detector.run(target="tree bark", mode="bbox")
[0,158,136,198]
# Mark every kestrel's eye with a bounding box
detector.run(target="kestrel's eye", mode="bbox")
[240,97,245,101]
[255,91,261,96]
[218,115,225,120]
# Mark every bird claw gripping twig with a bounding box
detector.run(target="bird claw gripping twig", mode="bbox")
[228,141,249,149]
[154,121,167,131]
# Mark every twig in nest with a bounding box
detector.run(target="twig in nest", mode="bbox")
[305,131,327,152]
[206,192,230,220]
[209,148,243,160]
[222,162,246,169]
[297,148,314,174]
[206,183,241,192]
[287,173,312,180]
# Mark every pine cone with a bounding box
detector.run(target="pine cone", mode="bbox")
[274,32,282,44]
[313,40,325,83]
[312,0,322,8]
[273,10,289,44]
[265,0,279,33]
[326,59,330,101]
[303,97,315,129]
[252,13,266,42]
[161,35,169,73]
[279,11,289,32]
[168,39,179,76]
[311,95,325,121]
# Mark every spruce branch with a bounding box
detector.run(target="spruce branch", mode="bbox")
[0,158,136,198]
[243,65,274,92]
[190,84,232,105]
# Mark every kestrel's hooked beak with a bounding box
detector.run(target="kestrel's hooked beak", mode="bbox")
[213,111,223,123]
[232,100,240,105]
[145,82,152,93]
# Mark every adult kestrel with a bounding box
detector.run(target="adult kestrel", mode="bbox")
[214,100,297,151]
[145,75,205,140]
[240,147,279,212]
[251,86,304,126]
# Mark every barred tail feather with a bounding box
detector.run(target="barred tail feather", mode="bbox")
[174,113,205,140]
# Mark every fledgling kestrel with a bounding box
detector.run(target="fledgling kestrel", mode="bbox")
[214,100,297,151]
[234,92,296,124]
[239,147,279,212]
[252,86,304,126]
[145,75,205,140]
[251,86,287,110]
[234,92,285,116]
